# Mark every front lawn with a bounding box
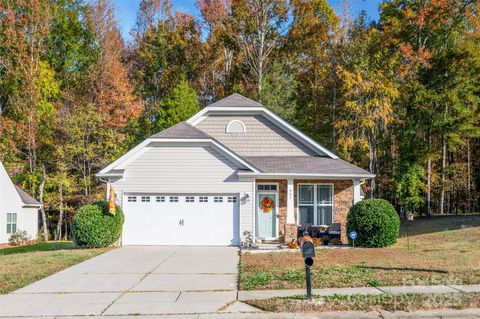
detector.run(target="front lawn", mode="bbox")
[240,215,480,290]
[246,292,480,312]
[0,241,110,294]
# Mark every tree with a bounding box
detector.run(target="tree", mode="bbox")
[288,0,340,148]
[396,164,425,215]
[259,62,297,122]
[155,80,200,131]
[130,2,203,136]
[382,0,479,213]
[225,0,290,97]
[335,21,399,197]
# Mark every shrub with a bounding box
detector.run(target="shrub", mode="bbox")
[347,199,400,248]
[8,230,32,246]
[71,200,124,247]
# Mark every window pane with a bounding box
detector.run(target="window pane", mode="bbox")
[317,206,333,225]
[299,185,314,205]
[12,224,16,233]
[7,224,11,234]
[317,185,333,205]
[7,213,11,223]
[12,213,17,222]
[299,206,314,225]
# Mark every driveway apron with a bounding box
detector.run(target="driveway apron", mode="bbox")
[0,246,240,317]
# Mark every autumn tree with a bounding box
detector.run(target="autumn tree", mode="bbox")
[382,0,479,214]
[225,0,290,98]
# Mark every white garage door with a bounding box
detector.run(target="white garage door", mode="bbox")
[122,194,240,246]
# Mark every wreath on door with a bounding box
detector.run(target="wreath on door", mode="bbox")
[261,196,275,213]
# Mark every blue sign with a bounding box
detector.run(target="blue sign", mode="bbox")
[349,231,358,240]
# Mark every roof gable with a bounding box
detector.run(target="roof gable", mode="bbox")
[208,93,263,108]
[150,122,212,139]
[14,185,41,206]
[0,161,41,207]
[188,95,339,159]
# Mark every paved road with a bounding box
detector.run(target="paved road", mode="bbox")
[0,246,243,317]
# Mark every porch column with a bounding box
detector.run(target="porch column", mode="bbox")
[286,179,295,224]
[353,179,362,204]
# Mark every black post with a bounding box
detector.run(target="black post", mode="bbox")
[305,265,312,299]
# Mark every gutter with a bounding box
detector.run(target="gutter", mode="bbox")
[237,172,376,179]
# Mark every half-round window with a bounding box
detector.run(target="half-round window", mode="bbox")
[225,120,246,134]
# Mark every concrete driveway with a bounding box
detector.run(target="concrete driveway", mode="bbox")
[0,246,247,317]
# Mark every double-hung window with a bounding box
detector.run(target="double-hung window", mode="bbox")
[298,184,333,226]
[7,213,17,234]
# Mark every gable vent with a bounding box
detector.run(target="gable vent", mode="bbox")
[225,120,246,134]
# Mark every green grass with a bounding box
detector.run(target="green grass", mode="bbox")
[0,241,75,255]
[0,241,110,294]
[241,215,480,290]
[246,292,480,312]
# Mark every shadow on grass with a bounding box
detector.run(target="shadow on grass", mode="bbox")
[399,215,480,237]
[0,241,75,256]
[358,265,448,274]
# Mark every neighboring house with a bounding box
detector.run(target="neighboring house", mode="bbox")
[0,161,41,244]
[98,94,374,246]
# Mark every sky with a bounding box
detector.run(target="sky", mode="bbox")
[112,0,383,42]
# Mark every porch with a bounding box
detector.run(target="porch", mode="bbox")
[253,179,363,244]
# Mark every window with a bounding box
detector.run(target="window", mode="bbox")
[199,196,208,203]
[169,196,179,202]
[6,213,17,234]
[298,184,333,226]
[214,196,223,203]
[156,196,165,202]
[141,196,150,202]
[257,184,277,191]
[227,196,237,203]
[127,196,137,202]
[186,196,195,203]
[225,120,246,134]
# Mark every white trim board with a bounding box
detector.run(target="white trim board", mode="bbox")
[237,172,375,179]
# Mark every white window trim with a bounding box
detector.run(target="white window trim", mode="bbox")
[6,212,17,234]
[297,183,334,226]
[225,119,246,134]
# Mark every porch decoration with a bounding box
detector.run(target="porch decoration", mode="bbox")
[260,196,275,213]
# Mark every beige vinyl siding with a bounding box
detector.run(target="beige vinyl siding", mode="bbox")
[111,145,254,239]
[196,115,317,156]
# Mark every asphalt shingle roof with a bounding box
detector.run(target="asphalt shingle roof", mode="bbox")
[14,185,41,206]
[244,156,373,176]
[208,93,263,108]
[150,122,212,139]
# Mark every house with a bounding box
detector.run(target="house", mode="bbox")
[97,94,374,246]
[0,161,41,244]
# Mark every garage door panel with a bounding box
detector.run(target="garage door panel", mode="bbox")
[122,194,239,246]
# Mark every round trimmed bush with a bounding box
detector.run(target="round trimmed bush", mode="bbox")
[347,199,400,248]
[72,200,124,247]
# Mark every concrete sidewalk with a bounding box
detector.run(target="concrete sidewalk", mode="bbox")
[239,284,480,301]
[8,309,480,318]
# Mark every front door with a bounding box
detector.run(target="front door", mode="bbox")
[257,193,277,239]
